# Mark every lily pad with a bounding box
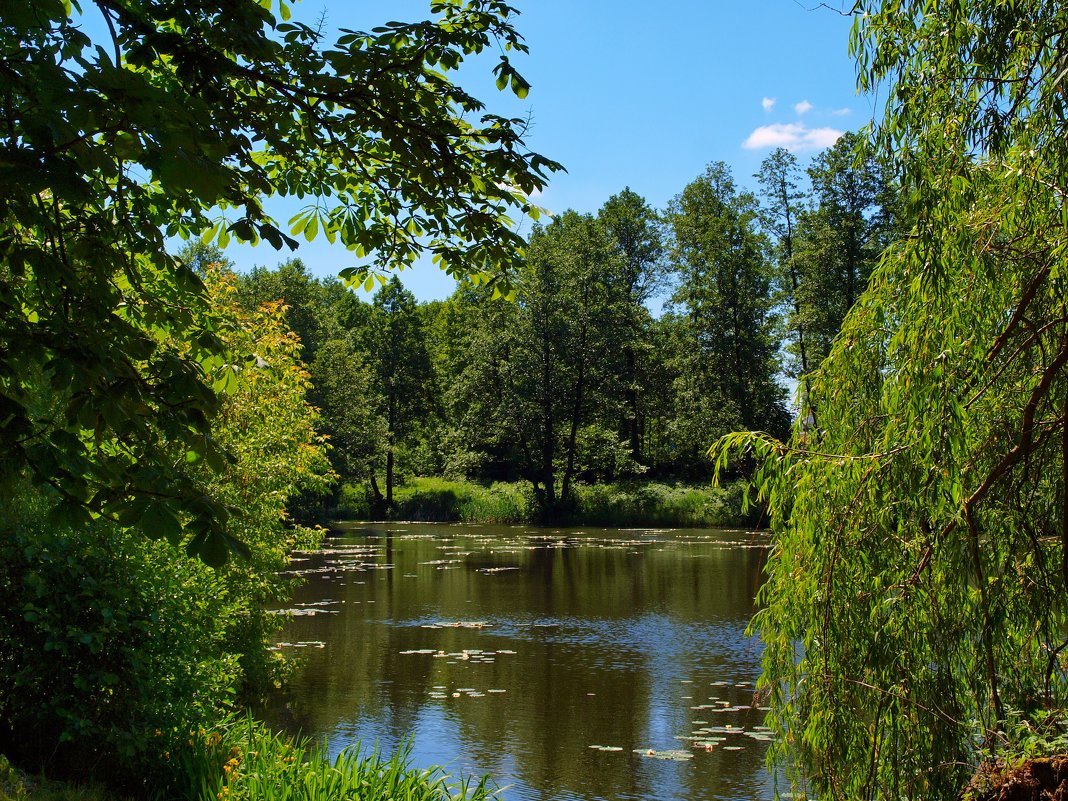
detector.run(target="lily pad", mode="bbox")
[634,748,694,761]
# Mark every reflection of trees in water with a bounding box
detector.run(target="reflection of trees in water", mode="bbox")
[263,525,772,800]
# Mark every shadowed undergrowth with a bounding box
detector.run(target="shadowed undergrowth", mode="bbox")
[336,477,756,528]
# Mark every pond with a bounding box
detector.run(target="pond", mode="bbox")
[262,522,776,801]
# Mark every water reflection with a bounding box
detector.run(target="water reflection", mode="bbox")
[263,523,775,801]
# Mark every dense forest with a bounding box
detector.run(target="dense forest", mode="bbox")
[215,134,893,523]
[1,0,1067,800]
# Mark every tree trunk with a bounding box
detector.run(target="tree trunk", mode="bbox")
[562,281,591,506]
[386,391,396,507]
[624,345,640,459]
[539,319,556,511]
[369,472,384,517]
[386,446,394,506]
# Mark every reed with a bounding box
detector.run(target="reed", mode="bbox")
[337,477,754,528]
[175,717,497,801]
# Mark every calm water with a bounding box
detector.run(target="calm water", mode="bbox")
[262,522,776,801]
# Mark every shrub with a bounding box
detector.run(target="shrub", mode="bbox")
[0,495,235,788]
[0,271,331,792]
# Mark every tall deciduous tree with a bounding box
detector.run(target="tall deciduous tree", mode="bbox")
[667,162,789,454]
[370,277,436,508]
[452,212,631,515]
[597,188,664,462]
[0,0,559,561]
[794,132,894,367]
[235,260,382,503]
[439,283,524,480]
[755,148,811,381]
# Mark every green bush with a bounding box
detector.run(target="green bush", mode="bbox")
[334,483,374,520]
[0,496,234,789]
[0,273,331,793]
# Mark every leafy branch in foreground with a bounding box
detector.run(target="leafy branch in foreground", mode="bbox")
[0,0,560,562]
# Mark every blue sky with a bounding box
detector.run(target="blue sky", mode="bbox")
[219,0,866,301]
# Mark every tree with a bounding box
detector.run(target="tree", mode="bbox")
[451,212,631,515]
[597,188,664,462]
[308,339,384,489]
[666,162,789,451]
[234,260,385,516]
[714,3,1068,799]
[0,0,559,561]
[0,267,331,782]
[755,148,811,381]
[795,132,894,368]
[370,277,436,508]
[237,260,331,360]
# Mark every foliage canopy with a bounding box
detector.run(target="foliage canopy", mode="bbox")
[0,0,559,562]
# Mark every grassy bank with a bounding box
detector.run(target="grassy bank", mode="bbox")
[1,718,494,801]
[335,477,759,528]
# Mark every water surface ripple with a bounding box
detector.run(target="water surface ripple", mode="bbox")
[263,522,776,801]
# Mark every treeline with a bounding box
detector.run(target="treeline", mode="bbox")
[223,132,895,520]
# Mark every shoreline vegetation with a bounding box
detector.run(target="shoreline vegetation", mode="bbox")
[0,719,497,801]
[333,477,759,529]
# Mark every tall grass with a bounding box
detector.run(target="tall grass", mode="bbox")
[173,717,496,801]
[571,481,753,527]
[2,719,496,801]
[335,478,528,524]
[335,477,755,528]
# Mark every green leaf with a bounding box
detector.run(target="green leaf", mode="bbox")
[142,501,183,545]
[186,530,228,568]
[510,74,530,99]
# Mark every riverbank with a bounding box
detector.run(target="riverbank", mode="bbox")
[334,478,759,527]
[0,719,496,801]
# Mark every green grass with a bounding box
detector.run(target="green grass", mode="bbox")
[335,478,528,524]
[569,480,753,527]
[174,717,496,801]
[336,477,757,528]
[2,718,497,801]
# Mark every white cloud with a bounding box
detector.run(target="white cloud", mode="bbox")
[742,122,843,152]
[794,99,814,115]
[761,96,776,112]
[831,107,852,116]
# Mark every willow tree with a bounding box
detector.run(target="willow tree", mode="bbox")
[714,3,1068,799]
